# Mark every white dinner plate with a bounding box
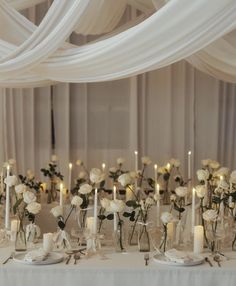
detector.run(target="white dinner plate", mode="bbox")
[13,252,64,265]
[153,253,204,266]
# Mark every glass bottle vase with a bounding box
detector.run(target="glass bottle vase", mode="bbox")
[113,220,125,252]
[138,224,150,252]
[15,221,27,251]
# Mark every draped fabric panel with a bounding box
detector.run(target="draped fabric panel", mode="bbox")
[1,61,236,186]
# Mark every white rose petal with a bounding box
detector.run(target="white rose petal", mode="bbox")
[51,155,58,162]
[158,166,166,174]
[218,180,229,190]
[26,202,41,214]
[213,167,229,178]
[169,158,180,168]
[90,168,104,184]
[71,195,83,207]
[203,209,218,222]
[78,171,86,179]
[195,185,207,198]
[141,156,152,165]
[15,184,27,194]
[100,198,111,210]
[201,159,211,167]
[4,175,18,187]
[23,191,36,204]
[196,169,209,182]
[109,199,125,213]
[26,169,34,180]
[76,159,83,166]
[118,173,132,187]
[229,202,235,208]
[117,158,125,165]
[129,171,137,179]
[50,205,63,218]
[79,183,93,194]
[109,167,117,173]
[175,186,188,197]
[161,212,174,224]
[209,160,220,169]
[145,197,155,206]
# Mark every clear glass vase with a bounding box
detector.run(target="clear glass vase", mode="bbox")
[47,178,57,204]
[128,223,138,245]
[138,224,150,252]
[113,220,125,252]
[15,221,27,251]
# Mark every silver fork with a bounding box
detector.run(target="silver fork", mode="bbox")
[3,252,15,265]
[144,253,149,266]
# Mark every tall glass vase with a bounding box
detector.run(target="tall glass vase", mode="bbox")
[113,220,125,252]
[138,224,150,252]
[15,220,27,251]
[47,178,57,204]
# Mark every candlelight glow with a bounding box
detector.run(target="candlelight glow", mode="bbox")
[134,150,138,155]
[69,163,72,169]
[188,151,192,155]
[154,164,157,170]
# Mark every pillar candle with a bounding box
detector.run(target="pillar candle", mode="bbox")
[68,163,72,192]
[113,186,117,231]
[192,188,195,233]
[93,188,98,234]
[43,233,54,253]
[193,225,204,254]
[5,165,10,229]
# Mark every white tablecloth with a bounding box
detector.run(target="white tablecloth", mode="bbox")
[0,246,236,286]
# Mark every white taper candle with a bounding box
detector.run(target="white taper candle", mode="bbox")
[93,188,98,234]
[192,187,196,233]
[113,185,117,231]
[5,165,10,229]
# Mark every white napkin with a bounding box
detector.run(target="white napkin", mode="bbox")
[24,248,48,262]
[164,249,195,264]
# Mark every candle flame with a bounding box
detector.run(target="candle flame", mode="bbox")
[220,175,224,181]
[69,163,72,169]
[192,187,195,194]
[7,164,10,171]
[188,151,192,155]
[134,150,138,155]
[102,163,106,169]
[60,183,63,189]
[154,164,157,170]
[156,183,160,190]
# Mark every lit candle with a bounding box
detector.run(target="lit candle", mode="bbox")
[156,183,160,227]
[102,163,106,172]
[43,233,54,253]
[93,188,98,234]
[59,183,63,207]
[166,163,171,172]
[86,217,94,234]
[192,188,195,233]
[154,164,158,184]
[5,165,10,229]
[68,163,72,192]
[193,225,204,254]
[187,151,192,205]
[113,185,117,232]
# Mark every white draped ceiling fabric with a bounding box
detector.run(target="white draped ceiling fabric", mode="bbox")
[1,0,236,183]
[0,0,236,87]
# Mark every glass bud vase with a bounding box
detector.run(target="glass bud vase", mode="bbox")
[15,221,27,251]
[47,178,57,204]
[113,220,125,252]
[138,224,150,252]
[128,223,138,245]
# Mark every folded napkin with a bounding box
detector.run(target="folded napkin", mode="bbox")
[164,249,195,264]
[24,248,48,262]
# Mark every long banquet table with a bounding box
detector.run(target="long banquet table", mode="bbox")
[0,245,236,286]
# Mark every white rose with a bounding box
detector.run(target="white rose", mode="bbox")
[117,158,125,165]
[26,169,34,180]
[129,171,137,179]
[201,159,211,167]
[145,197,155,206]
[202,209,218,222]
[78,171,86,179]
[79,183,92,194]
[213,167,229,178]
[15,184,27,194]
[100,198,111,210]
[229,202,235,209]
[175,186,188,197]
[109,199,125,213]
[90,168,104,184]
[50,205,63,218]
[170,194,177,202]
[26,202,41,214]
[4,175,18,187]
[218,180,229,190]
[118,173,132,187]
[230,170,236,184]
[76,160,83,166]
[109,167,117,173]
[51,155,58,162]
[141,156,152,165]
[23,191,36,204]
[195,185,207,198]
[209,160,220,169]
[161,212,174,224]
[169,158,180,168]
[158,166,166,174]
[196,169,209,182]
[71,195,83,207]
